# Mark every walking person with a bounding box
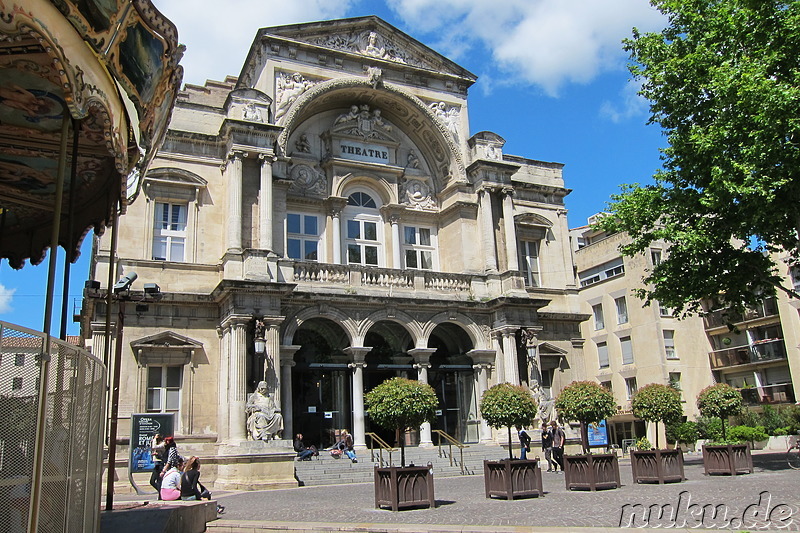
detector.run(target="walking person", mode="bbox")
[549,420,566,473]
[149,433,166,498]
[517,427,531,460]
[541,424,556,471]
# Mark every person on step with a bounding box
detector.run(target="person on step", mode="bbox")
[180,456,211,501]
[336,428,357,463]
[294,433,317,461]
[159,456,184,501]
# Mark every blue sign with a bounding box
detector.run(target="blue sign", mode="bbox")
[129,413,174,473]
[587,419,609,447]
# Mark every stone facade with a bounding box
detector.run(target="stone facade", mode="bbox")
[82,16,585,484]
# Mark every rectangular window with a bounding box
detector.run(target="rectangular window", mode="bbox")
[152,203,187,262]
[625,377,638,400]
[659,303,673,317]
[519,240,540,287]
[593,304,605,330]
[287,213,320,261]
[403,226,436,270]
[345,218,380,266]
[12,377,22,390]
[651,249,662,266]
[146,366,182,414]
[668,372,682,398]
[620,336,634,365]
[14,353,24,366]
[579,257,625,287]
[792,267,800,292]
[598,342,609,369]
[601,380,612,392]
[615,297,628,324]
[664,330,677,359]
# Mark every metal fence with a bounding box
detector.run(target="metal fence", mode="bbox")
[0,321,106,533]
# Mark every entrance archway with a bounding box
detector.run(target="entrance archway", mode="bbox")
[428,323,479,443]
[291,318,351,448]
[363,321,414,445]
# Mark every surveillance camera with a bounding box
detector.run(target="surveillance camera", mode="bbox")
[112,271,138,293]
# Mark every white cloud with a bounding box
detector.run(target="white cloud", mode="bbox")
[156,0,356,86]
[600,79,649,123]
[387,0,665,96]
[0,283,15,313]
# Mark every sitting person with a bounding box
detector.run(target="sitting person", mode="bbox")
[180,456,211,501]
[293,433,317,461]
[159,457,184,501]
[336,428,357,463]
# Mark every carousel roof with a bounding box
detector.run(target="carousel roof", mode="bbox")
[0,0,183,268]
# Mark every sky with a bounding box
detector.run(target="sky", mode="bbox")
[0,0,669,336]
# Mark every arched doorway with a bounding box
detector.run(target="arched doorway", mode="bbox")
[428,323,479,443]
[363,321,414,445]
[291,318,351,448]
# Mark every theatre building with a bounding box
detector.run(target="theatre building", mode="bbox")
[82,16,586,478]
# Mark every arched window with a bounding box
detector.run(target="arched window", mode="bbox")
[343,190,383,266]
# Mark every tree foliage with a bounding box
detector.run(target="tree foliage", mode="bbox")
[555,381,618,425]
[601,0,800,316]
[631,383,683,448]
[480,383,538,460]
[364,377,438,466]
[696,383,744,439]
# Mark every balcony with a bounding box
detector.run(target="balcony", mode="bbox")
[708,338,787,369]
[704,297,779,329]
[739,384,796,406]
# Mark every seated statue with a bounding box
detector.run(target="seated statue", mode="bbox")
[246,381,283,441]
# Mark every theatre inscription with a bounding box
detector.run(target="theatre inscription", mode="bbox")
[339,141,390,164]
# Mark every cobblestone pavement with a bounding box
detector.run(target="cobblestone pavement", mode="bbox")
[122,451,800,531]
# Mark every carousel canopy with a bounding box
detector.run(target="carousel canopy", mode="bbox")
[0,0,183,268]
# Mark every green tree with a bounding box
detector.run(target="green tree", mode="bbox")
[555,381,618,452]
[601,0,800,317]
[479,383,538,460]
[696,383,744,440]
[631,383,683,448]
[364,377,438,467]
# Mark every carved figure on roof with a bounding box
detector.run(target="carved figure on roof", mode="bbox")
[367,66,382,89]
[334,104,393,140]
[429,101,460,141]
[402,179,436,210]
[295,134,311,153]
[335,105,359,124]
[243,102,262,122]
[275,72,315,121]
[289,164,327,197]
[364,31,385,58]
[406,150,420,169]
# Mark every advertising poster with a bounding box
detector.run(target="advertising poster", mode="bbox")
[129,413,174,473]
[587,419,609,448]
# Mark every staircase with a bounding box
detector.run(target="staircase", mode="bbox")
[293,443,517,486]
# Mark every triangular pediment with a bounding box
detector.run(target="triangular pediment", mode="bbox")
[539,342,568,356]
[253,16,476,83]
[131,331,203,350]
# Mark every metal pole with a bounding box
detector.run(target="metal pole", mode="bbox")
[105,298,125,511]
[30,110,70,533]
[60,118,80,340]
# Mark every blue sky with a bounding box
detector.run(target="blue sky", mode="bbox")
[0,0,668,336]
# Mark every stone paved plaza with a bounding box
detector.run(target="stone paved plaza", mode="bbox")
[114,451,800,532]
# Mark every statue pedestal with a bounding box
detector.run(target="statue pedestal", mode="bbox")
[213,440,296,490]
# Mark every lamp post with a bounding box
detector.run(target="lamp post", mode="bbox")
[105,272,161,511]
[253,318,266,385]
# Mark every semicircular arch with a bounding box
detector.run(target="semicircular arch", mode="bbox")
[420,312,488,351]
[277,77,466,189]
[355,309,425,347]
[282,306,358,346]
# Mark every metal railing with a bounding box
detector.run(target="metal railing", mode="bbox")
[704,297,779,329]
[708,338,787,369]
[432,429,468,475]
[740,384,796,406]
[0,321,106,533]
[365,432,397,467]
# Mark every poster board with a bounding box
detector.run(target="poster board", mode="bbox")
[129,413,175,474]
[586,419,609,448]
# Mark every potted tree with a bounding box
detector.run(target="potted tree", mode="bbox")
[479,383,542,500]
[696,383,752,475]
[629,383,685,483]
[365,377,438,511]
[554,380,620,491]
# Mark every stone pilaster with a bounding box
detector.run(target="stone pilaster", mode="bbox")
[479,187,498,273]
[501,187,519,272]
[259,153,275,251]
[345,347,371,449]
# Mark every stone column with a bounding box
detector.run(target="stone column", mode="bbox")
[493,331,505,384]
[225,151,246,252]
[259,153,275,252]
[390,214,402,269]
[410,348,436,447]
[345,347,370,450]
[479,187,498,273]
[225,315,250,443]
[501,327,520,385]
[216,326,230,442]
[474,363,492,442]
[331,206,342,264]
[280,345,300,439]
[501,187,519,272]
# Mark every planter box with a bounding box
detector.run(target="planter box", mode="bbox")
[563,453,620,491]
[630,449,685,484]
[374,465,435,511]
[483,458,543,500]
[702,444,753,476]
